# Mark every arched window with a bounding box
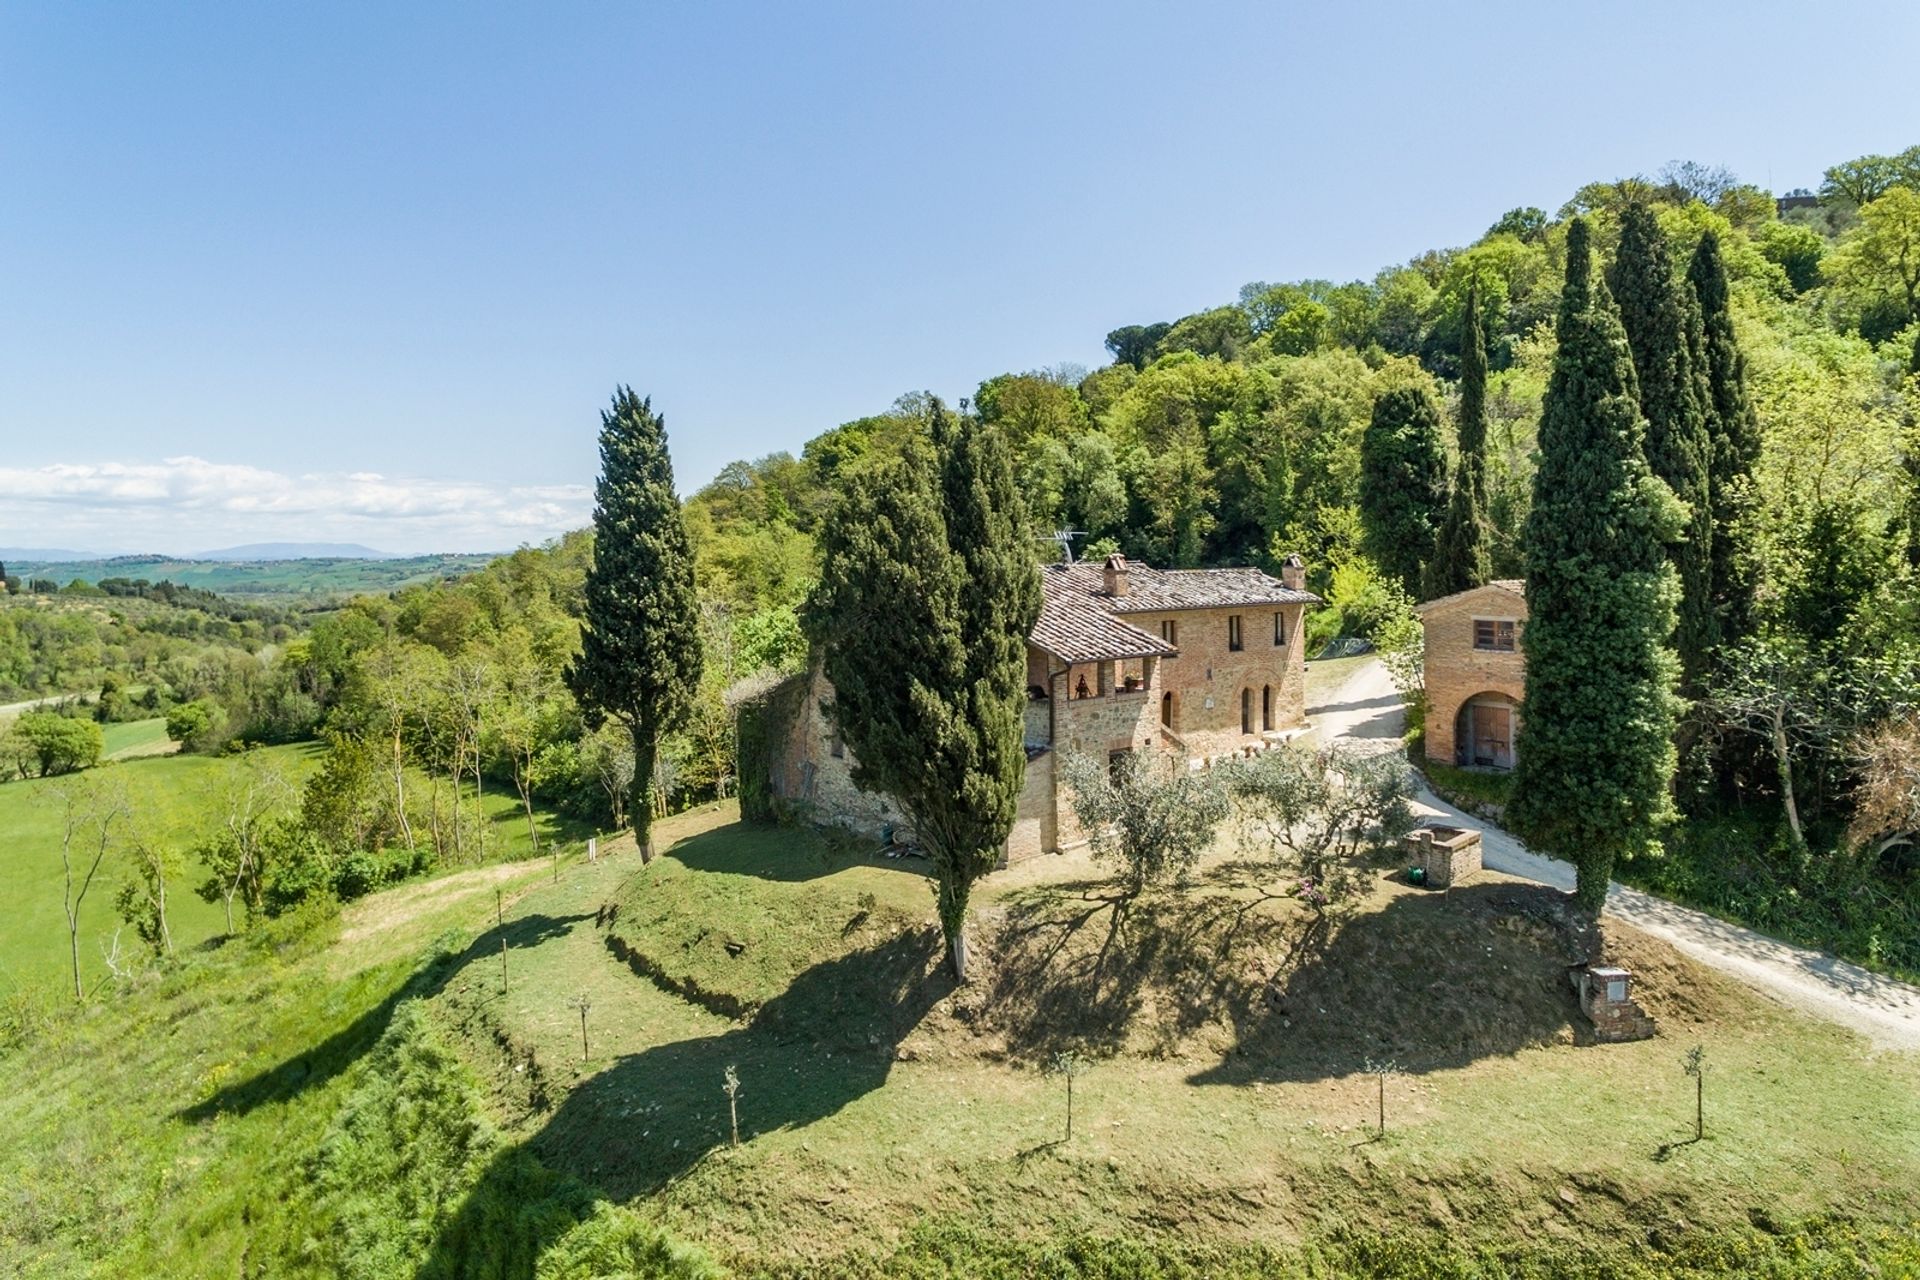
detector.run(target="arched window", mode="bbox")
[1240,687,1252,734]
[1262,685,1273,732]
[1160,691,1174,728]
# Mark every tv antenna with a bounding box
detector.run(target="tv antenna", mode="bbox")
[1037,528,1086,563]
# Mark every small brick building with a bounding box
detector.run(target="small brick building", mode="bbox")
[757,554,1321,862]
[1416,580,1527,771]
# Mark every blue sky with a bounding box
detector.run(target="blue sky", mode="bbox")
[3,2,1916,554]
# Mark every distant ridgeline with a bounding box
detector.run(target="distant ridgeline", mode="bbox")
[7,553,499,598]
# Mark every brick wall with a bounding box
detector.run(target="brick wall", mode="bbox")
[1420,587,1527,766]
[1129,604,1309,758]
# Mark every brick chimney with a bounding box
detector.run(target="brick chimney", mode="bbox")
[1279,553,1306,592]
[1102,553,1130,597]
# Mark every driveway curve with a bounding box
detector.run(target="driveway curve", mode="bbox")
[1308,657,1920,1054]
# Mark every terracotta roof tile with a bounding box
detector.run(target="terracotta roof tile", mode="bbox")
[1033,571,1176,662]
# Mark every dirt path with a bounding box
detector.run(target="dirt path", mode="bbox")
[0,689,94,721]
[1307,657,1920,1054]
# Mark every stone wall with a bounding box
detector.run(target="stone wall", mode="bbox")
[766,666,905,843]
[1046,657,1163,852]
[1006,751,1055,863]
[762,661,1064,863]
[1421,588,1527,766]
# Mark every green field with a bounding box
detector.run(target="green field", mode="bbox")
[101,717,172,760]
[0,743,578,995]
[0,744,321,994]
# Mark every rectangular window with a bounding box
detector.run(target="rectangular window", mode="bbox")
[1159,618,1178,645]
[1473,619,1517,651]
[1227,615,1243,651]
[1273,611,1287,646]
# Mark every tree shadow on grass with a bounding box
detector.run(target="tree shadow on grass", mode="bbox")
[979,871,1599,1082]
[1188,882,1597,1086]
[981,863,1310,1063]
[666,819,936,885]
[177,911,593,1122]
[528,925,950,1199]
[412,927,952,1276]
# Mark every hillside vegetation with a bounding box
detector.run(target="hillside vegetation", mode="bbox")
[5,804,1914,1277]
[7,552,498,598]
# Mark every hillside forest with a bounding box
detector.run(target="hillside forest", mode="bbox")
[7,146,1920,983]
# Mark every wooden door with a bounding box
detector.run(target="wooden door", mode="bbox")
[1472,703,1513,769]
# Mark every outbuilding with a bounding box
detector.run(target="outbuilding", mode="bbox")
[1415,580,1527,771]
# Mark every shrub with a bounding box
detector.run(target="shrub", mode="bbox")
[165,698,227,752]
[1225,744,1417,934]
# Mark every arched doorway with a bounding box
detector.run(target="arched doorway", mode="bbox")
[1454,693,1519,769]
[1261,684,1273,732]
[1240,687,1252,735]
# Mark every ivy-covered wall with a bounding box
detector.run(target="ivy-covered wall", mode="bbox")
[735,670,809,823]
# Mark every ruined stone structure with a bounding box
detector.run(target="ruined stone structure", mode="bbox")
[1569,963,1656,1042]
[1416,580,1527,771]
[757,554,1321,862]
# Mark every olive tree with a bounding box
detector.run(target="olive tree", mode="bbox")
[1057,748,1229,898]
[1225,744,1417,941]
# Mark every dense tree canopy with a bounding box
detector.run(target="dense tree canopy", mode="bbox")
[1358,385,1447,594]
[1426,281,1492,598]
[1610,203,1715,687]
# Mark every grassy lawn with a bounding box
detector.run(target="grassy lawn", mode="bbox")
[0,743,323,995]
[0,853,571,1277]
[0,800,1914,1275]
[429,806,1920,1269]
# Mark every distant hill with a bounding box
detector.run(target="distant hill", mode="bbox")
[0,547,114,563]
[193,541,403,561]
[6,552,500,597]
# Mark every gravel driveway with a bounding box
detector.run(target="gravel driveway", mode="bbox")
[1307,657,1920,1053]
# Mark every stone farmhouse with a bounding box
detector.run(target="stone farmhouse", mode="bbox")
[1416,579,1528,771]
[758,553,1322,863]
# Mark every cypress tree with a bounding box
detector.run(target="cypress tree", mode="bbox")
[565,387,704,862]
[1359,384,1448,595]
[806,401,1040,979]
[1509,219,1684,913]
[1688,231,1765,647]
[1609,204,1715,689]
[1425,280,1493,598]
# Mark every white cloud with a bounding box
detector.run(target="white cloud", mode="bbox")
[0,456,593,554]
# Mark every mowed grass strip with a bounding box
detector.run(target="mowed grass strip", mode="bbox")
[102,717,174,760]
